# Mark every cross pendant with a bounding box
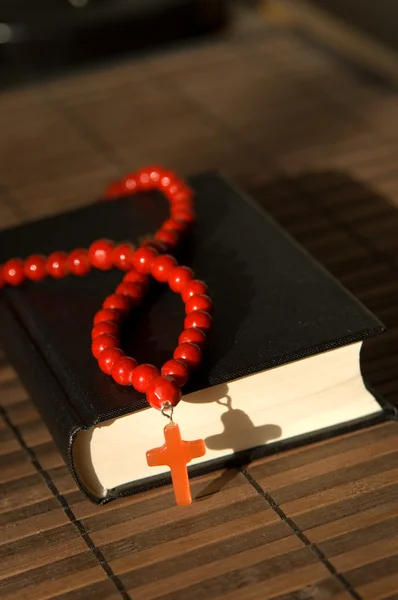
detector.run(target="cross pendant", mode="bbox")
[146,422,206,506]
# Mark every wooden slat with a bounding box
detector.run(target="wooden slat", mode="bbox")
[0,199,20,229]
[123,539,311,600]
[0,555,109,600]
[205,566,344,600]
[0,524,88,579]
[0,419,20,456]
[358,572,398,600]
[110,512,287,573]
[306,499,398,542]
[0,378,29,407]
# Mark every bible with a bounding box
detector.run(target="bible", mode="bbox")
[0,172,386,503]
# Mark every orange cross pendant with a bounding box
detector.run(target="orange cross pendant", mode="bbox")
[146,422,206,506]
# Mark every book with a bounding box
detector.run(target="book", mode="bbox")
[0,172,386,504]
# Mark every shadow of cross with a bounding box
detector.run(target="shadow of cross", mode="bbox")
[205,397,282,453]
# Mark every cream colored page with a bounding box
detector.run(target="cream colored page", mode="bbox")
[75,342,381,495]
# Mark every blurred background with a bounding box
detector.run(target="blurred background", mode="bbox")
[1,0,398,288]
[0,0,230,86]
[3,0,398,209]
[2,0,398,220]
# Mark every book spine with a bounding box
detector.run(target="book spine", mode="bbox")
[0,297,101,503]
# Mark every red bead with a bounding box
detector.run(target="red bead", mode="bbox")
[94,308,123,325]
[184,310,212,333]
[168,266,194,293]
[123,269,149,289]
[155,229,179,249]
[88,239,114,271]
[3,259,25,286]
[171,192,193,205]
[68,249,91,276]
[91,321,120,341]
[132,247,158,274]
[178,328,206,347]
[172,209,193,223]
[173,343,202,370]
[131,364,159,393]
[162,218,187,233]
[0,266,3,289]
[159,171,177,191]
[24,254,47,281]
[175,182,192,196]
[136,168,154,191]
[146,376,181,410]
[115,282,143,302]
[122,174,138,192]
[98,347,124,375]
[144,165,164,184]
[47,252,69,279]
[103,294,131,312]
[91,334,118,359]
[181,280,208,303]
[185,294,212,314]
[151,255,177,283]
[172,189,193,204]
[112,243,135,271]
[172,209,196,226]
[111,356,138,385]
[105,182,122,199]
[161,359,189,387]
[141,239,168,254]
[167,181,183,197]
[171,195,193,207]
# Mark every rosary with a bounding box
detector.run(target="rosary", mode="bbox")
[0,166,211,506]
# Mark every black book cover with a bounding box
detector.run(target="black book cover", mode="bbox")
[0,172,385,502]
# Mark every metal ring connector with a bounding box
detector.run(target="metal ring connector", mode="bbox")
[161,402,174,421]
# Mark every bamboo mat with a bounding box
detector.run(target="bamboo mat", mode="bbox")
[1,8,398,600]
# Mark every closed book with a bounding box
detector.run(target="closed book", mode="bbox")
[0,172,386,504]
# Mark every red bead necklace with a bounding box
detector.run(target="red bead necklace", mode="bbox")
[0,166,211,506]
